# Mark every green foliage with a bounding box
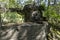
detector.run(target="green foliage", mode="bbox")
[45,6,60,23]
[44,5,60,40]
[2,12,24,23]
[0,0,5,2]
[9,0,17,8]
[0,0,24,23]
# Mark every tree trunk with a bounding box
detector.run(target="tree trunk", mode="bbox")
[54,0,56,5]
[48,0,50,6]
[0,13,1,27]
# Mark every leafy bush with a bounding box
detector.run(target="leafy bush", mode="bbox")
[44,5,60,40]
[2,12,24,23]
[44,6,60,27]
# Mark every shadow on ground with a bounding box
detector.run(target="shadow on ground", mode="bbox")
[0,22,48,40]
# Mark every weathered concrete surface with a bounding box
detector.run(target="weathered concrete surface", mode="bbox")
[0,22,48,40]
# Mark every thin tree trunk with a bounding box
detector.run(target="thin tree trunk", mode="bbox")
[54,0,56,5]
[48,0,50,6]
[0,13,1,27]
